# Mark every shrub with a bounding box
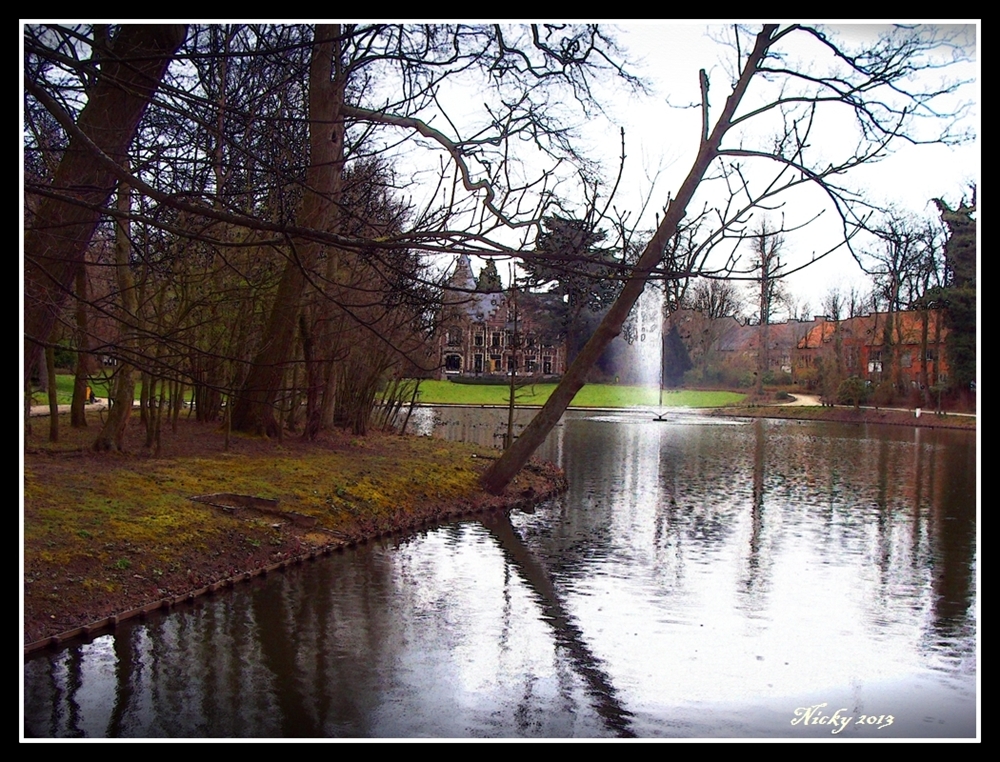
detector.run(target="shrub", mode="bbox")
[871,380,896,408]
[795,366,820,390]
[448,375,561,386]
[836,376,868,409]
[54,342,76,371]
[762,370,792,386]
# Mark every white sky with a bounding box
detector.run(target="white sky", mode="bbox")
[564,22,980,316]
[21,21,979,318]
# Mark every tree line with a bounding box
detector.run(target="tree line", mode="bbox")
[24,24,974,492]
[24,23,638,449]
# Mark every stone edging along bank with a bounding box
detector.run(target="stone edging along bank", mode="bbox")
[24,463,568,656]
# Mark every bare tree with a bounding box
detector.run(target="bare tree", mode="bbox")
[25,24,639,444]
[23,24,187,388]
[481,23,973,494]
[24,24,972,461]
[862,208,944,397]
[747,219,786,393]
[686,278,746,320]
[229,24,346,436]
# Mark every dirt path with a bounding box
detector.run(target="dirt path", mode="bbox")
[784,393,821,407]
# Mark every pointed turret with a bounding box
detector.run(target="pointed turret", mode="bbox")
[448,254,477,292]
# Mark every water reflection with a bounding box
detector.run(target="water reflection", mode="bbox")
[25,409,976,738]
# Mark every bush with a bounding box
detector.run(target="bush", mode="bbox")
[54,342,76,371]
[448,374,562,386]
[871,380,896,408]
[762,369,793,386]
[795,366,820,390]
[836,376,868,408]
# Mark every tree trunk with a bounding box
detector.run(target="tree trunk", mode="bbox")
[144,375,158,449]
[171,380,184,432]
[46,345,59,443]
[25,376,33,438]
[95,365,135,452]
[300,311,321,440]
[933,307,944,414]
[919,307,931,406]
[70,267,92,428]
[153,384,166,456]
[93,171,138,452]
[757,274,770,397]
[231,24,344,436]
[139,370,151,436]
[24,24,186,389]
[286,352,301,434]
[480,27,778,495]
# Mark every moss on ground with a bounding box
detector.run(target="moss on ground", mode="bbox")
[23,412,563,646]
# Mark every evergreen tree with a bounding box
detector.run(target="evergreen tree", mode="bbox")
[661,324,693,388]
[933,194,976,397]
[475,260,503,293]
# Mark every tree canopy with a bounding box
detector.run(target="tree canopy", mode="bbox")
[480,23,975,493]
[22,23,975,466]
[23,23,641,444]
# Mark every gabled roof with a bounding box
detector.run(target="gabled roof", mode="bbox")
[713,318,821,353]
[797,310,948,349]
[442,255,566,328]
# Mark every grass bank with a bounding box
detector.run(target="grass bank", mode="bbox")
[23,413,565,648]
[712,404,976,430]
[415,380,744,408]
[31,371,114,406]
[34,375,745,410]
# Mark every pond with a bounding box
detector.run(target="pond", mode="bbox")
[23,408,977,738]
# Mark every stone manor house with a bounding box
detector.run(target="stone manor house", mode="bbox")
[436,255,568,380]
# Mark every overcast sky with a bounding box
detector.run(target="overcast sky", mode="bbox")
[22,22,979,320]
[568,22,980,316]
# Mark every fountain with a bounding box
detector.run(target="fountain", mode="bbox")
[632,284,668,420]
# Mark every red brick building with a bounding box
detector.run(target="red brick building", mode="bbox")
[796,310,949,389]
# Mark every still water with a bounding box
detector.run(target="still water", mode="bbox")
[23,408,977,738]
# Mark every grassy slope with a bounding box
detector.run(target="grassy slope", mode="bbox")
[415,380,744,408]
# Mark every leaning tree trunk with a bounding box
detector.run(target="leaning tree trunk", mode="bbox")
[230,24,344,436]
[480,27,778,495]
[24,25,186,390]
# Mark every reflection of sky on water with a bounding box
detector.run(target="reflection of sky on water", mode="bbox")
[526,412,976,736]
[25,411,976,738]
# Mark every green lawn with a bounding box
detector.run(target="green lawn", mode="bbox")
[32,374,744,410]
[414,380,744,408]
[28,372,114,407]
